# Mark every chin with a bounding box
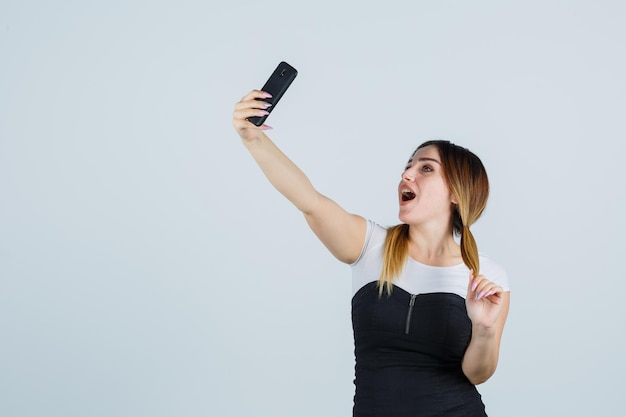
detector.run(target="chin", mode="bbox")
[397,210,411,224]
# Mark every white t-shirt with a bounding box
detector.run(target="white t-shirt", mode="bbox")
[351,220,511,298]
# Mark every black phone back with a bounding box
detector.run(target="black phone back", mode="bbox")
[247,61,298,126]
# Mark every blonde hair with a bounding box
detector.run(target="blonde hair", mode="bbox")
[378,140,489,295]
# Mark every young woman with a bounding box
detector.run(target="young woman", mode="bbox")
[232,89,510,417]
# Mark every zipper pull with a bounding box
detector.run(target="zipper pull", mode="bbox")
[405,294,417,334]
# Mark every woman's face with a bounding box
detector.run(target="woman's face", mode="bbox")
[397,145,455,227]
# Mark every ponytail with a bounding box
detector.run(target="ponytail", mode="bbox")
[448,153,487,276]
[378,224,409,295]
[460,225,480,275]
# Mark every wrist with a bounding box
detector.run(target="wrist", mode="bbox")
[471,323,497,339]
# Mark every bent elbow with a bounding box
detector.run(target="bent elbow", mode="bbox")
[466,374,491,385]
[462,364,497,386]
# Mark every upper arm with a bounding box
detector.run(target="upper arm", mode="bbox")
[303,193,367,264]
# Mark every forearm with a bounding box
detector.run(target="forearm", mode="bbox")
[243,132,320,213]
[461,325,501,385]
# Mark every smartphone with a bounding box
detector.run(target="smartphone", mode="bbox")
[247,61,298,126]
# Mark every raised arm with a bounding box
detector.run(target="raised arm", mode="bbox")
[232,90,366,264]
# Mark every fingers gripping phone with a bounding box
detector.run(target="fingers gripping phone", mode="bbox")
[247,61,298,126]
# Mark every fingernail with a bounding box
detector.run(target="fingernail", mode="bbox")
[258,110,270,116]
[262,125,273,130]
[471,282,478,292]
[262,92,272,98]
[262,102,272,107]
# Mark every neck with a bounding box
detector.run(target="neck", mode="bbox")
[407,223,460,265]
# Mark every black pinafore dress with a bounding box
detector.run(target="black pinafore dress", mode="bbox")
[352,282,487,417]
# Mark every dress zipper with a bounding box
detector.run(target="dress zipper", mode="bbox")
[405,294,417,335]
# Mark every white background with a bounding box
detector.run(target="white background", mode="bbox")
[1,1,625,416]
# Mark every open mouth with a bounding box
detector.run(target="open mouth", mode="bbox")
[401,189,416,201]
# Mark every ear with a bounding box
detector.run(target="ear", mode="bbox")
[449,189,459,206]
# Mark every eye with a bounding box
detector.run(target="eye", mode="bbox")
[421,164,434,172]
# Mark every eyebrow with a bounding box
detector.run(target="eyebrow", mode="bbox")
[417,157,442,165]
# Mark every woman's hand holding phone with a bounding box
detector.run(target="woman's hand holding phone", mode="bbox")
[232,90,274,143]
[233,61,298,142]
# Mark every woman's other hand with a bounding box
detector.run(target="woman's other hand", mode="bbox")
[466,271,505,329]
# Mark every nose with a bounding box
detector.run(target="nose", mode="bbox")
[402,169,415,181]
